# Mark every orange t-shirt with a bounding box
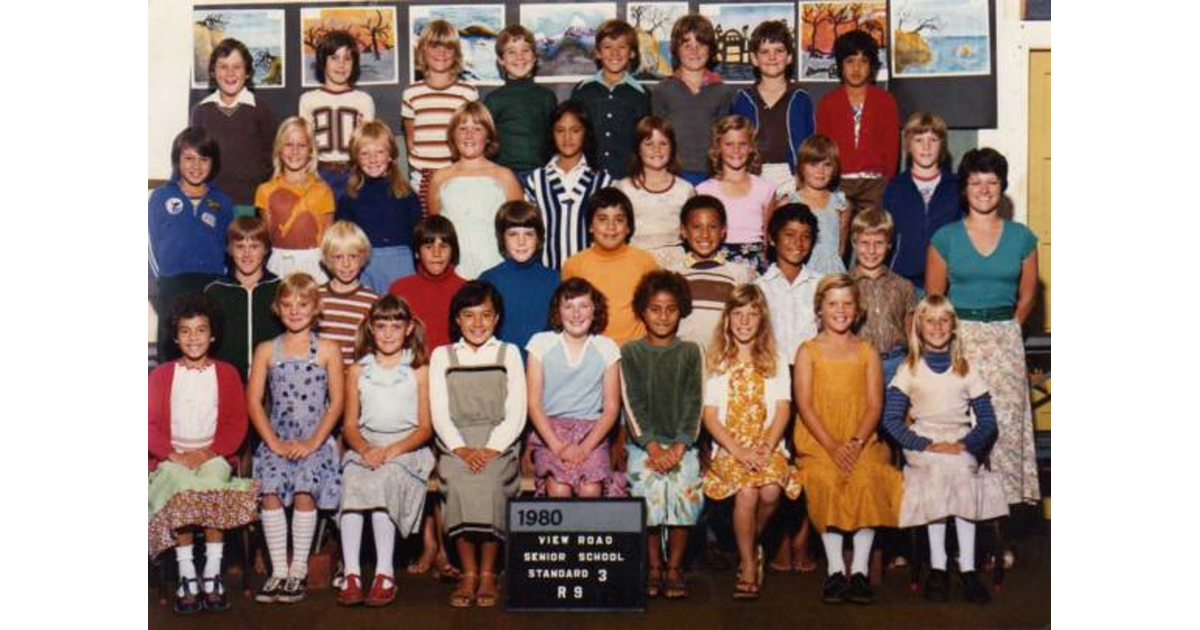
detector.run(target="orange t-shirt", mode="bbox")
[254,173,335,249]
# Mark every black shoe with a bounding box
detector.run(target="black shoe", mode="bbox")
[960,571,992,604]
[201,576,232,612]
[846,572,874,604]
[821,573,848,604]
[923,569,949,602]
[173,578,203,615]
[276,575,308,604]
[255,576,287,603]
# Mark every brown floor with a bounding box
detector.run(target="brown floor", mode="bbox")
[149,529,1049,630]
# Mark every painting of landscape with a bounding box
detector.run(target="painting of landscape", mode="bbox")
[698,3,796,83]
[300,6,398,87]
[799,2,888,82]
[410,4,506,85]
[193,9,285,89]
[891,0,990,77]
[626,2,689,82]
[521,3,618,83]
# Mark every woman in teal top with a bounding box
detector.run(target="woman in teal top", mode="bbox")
[925,148,1040,513]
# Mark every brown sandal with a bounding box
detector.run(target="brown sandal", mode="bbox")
[646,566,663,598]
[476,573,499,608]
[664,567,688,600]
[449,574,477,608]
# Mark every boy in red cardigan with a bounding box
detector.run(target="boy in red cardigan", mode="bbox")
[149,293,255,614]
[815,30,899,223]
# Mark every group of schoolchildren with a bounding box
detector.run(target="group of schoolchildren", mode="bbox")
[149,10,1041,617]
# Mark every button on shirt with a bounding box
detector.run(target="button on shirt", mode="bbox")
[755,264,823,365]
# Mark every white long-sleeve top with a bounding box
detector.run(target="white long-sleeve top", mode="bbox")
[428,336,527,452]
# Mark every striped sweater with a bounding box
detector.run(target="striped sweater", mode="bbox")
[400,80,479,173]
[318,283,380,366]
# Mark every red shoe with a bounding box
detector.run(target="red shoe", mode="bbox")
[337,574,364,606]
[365,574,396,607]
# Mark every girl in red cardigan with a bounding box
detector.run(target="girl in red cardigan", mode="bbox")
[815,30,899,225]
[149,293,256,615]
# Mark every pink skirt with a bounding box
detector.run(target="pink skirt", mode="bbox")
[528,417,627,497]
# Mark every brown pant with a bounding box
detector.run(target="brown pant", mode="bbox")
[839,176,886,216]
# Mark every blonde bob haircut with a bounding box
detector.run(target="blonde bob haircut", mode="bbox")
[706,283,779,378]
[346,120,411,199]
[271,116,317,178]
[321,220,372,267]
[795,134,841,190]
[707,115,762,176]
[272,272,322,319]
[902,111,950,167]
[415,19,463,77]
[812,273,864,331]
[849,207,895,242]
[906,294,969,375]
[447,101,499,160]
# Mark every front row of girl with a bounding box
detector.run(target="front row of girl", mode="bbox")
[151,268,1006,613]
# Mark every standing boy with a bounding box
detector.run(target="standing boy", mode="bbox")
[849,209,916,389]
[205,217,283,382]
[484,25,558,175]
[570,19,650,179]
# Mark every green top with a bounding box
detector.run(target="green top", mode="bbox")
[930,220,1037,310]
[619,337,704,448]
[483,77,558,172]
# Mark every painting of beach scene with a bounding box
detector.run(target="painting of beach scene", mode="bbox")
[410,4,505,85]
[521,3,618,83]
[193,9,285,89]
[799,2,888,82]
[891,0,990,77]
[627,2,689,82]
[698,3,796,83]
[300,6,398,87]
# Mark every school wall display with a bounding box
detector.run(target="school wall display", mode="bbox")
[192,9,286,89]
[409,4,506,85]
[521,2,619,83]
[626,2,690,82]
[798,2,888,82]
[890,0,989,78]
[698,3,795,83]
[299,6,398,87]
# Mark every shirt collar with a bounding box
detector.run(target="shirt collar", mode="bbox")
[550,155,590,178]
[200,87,257,108]
[579,70,645,94]
[453,336,500,351]
[850,267,891,282]
[761,263,819,285]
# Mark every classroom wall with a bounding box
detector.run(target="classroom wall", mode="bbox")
[147,0,1049,221]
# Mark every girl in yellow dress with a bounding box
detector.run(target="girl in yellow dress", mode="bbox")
[793,274,902,605]
[701,284,802,600]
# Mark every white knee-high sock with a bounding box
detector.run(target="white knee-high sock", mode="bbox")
[340,513,364,577]
[928,521,948,570]
[851,529,875,576]
[290,509,318,578]
[956,517,977,572]
[203,542,224,580]
[821,531,845,575]
[372,512,397,577]
[261,508,289,578]
[175,544,199,585]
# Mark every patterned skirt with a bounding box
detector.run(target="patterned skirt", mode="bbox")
[627,442,704,527]
[340,446,436,537]
[958,319,1041,505]
[529,417,628,497]
[253,437,342,509]
[148,458,258,557]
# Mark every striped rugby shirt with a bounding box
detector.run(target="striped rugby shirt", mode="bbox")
[400,80,479,173]
[318,283,380,366]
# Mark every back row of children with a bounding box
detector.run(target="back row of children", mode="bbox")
[152,133,1038,610]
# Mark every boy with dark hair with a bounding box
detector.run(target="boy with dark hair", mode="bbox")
[484,25,558,174]
[570,19,649,179]
[480,200,560,350]
[299,29,376,198]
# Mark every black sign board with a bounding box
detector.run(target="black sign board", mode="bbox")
[506,498,646,612]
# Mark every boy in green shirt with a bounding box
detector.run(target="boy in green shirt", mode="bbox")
[483,25,558,174]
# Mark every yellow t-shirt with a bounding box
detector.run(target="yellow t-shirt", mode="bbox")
[254,173,335,249]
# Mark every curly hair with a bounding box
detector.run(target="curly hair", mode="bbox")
[633,270,693,322]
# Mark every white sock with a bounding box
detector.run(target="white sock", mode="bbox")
[261,508,290,578]
[956,517,977,572]
[290,509,318,578]
[928,521,948,570]
[203,542,224,581]
[372,511,397,577]
[175,544,198,590]
[341,513,364,577]
[821,531,845,575]
[851,529,875,576]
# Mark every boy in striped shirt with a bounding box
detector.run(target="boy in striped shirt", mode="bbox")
[401,19,479,206]
[318,221,379,366]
